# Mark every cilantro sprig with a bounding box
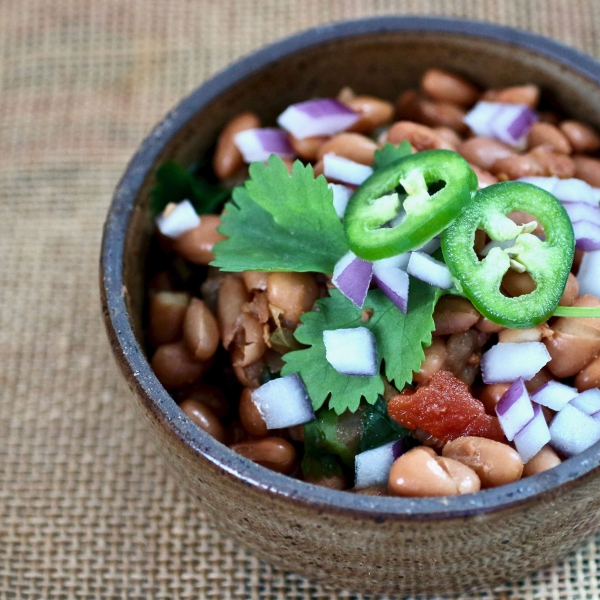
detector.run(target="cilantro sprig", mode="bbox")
[372,141,412,170]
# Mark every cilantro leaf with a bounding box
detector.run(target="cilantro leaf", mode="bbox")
[301,454,344,480]
[281,282,440,414]
[211,156,348,273]
[151,161,229,217]
[304,409,355,466]
[372,141,412,170]
[359,397,412,453]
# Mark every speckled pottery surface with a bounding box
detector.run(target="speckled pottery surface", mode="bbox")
[100,17,600,596]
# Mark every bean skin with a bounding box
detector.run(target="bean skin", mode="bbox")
[230,437,296,474]
[457,137,516,171]
[575,355,600,392]
[179,399,226,443]
[148,291,190,346]
[559,121,600,153]
[231,313,267,367]
[479,383,511,415]
[151,341,206,389]
[421,68,480,106]
[522,445,561,476]
[344,95,394,133]
[266,272,318,327]
[413,337,447,384]
[239,387,268,437]
[316,133,378,166]
[218,275,249,349]
[173,215,226,265]
[433,296,480,336]
[213,112,261,179]
[183,298,220,361]
[527,122,571,154]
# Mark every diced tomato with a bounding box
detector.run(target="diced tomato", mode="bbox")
[388,370,506,443]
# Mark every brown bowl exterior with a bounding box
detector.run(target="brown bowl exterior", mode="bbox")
[101,17,600,596]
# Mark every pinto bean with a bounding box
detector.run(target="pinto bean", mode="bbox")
[239,387,268,437]
[559,121,600,153]
[503,270,536,297]
[445,330,486,381]
[218,275,250,349]
[231,313,267,367]
[421,68,480,106]
[230,437,296,474]
[527,122,572,154]
[524,368,554,395]
[522,445,561,476]
[457,137,516,171]
[530,146,575,178]
[316,133,378,165]
[183,298,220,361]
[575,355,600,392]
[479,383,511,415]
[233,360,266,389]
[442,436,523,488]
[417,99,468,133]
[289,134,328,161]
[179,399,226,443]
[267,272,318,327]
[395,90,423,121]
[498,325,546,344]
[242,271,269,292]
[344,95,395,133]
[386,121,454,151]
[180,383,229,418]
[475,316,505,333]
[413,337,447,384]
[573,155,600,187]
[148,291,190,346]
[433,296,480,336]
[434,127,462,149]
[151,341,206,389]
[558,272,579,307]
[213,112,261,180]
[491,152,545,180]
[482,85,540,108]
[470,163,498,188]
[173,215,226,265]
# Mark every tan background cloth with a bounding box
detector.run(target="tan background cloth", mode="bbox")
[2,0,600,597]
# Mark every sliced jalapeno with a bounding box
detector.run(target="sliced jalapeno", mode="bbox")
[442,181,575,329]
[344,149,478,261]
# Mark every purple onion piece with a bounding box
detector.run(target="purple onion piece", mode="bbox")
[328,183,353,219]
[354,440,399,489]
[323,327,378,376]
[570,388,600,416]
[406,251,453,289]
[332,251,373,308]
[513,403,551,463]
[553,178,598,205]
[577,250,600,297]
[531,381,578,411]
[155,200,200,239]
[464,101,503,137]
[277,99,360,139]
[495,378,534,441]
[323,153,373,186]
[549,404,600,457]
[481,342,551,384]
[372,264,409,313]
[573,221,600,251]
[233,128,295,163]
[562,201,600,226]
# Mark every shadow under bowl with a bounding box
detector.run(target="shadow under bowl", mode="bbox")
[101,16,600,597]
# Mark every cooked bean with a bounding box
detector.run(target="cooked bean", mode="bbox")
[289,134,328,161]
[388,448,480,497]
[559,121,600,153]
[545,331,600,378]
[573,155,600,187]
[503,270,536,297]
[442,437,523,488]
[227,420,249,445]
[433,295,480,336]
[304,474,347,489]
[239,387,268,437]
[386,121,453,151]
[491,153,545,180]
[498,325,545,344]
[413,337,447,384]
[183,298,220,361]
[395,89,423,121]
[242,271,269,292]
[524,367,554,394]
[181,383,229,418]
[527,122,572,154]
[179,398,226,443]
[266,272,318,326]
[445,330,485,380]
[434,126,462,149]
[244,290,270,324]
[353,485,387,496]
[218,275,249,349]
[213,112,261,179]
[233,361,265,389]
[149,291,190,345]
[482,84,540,108]
[539,111,561,126]
[231,313,267,367]
[558,272,579,307]
[479,383,511,414]
[312,159,324,178]
[522,445,561,477]
[575,355,600,392]
[316,132,378,165]
[417,99,468,133]
[530,146,575,178]
[230,437,296,473]
[337,86,355,103]
[457,137,515,171]
[344,95,394,133]
[421,68,480,106]
[412,428,445,452]
[288,424,304,442]
[475,316,505,333]
[173,215,226,265]
[470,163,498,188]
[554,295,600,336]
[151,341,206,389]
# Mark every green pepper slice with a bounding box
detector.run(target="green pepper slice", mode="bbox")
[442,181,575,329]
[344,149,478,261]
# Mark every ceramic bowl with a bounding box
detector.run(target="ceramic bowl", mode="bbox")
[100,16,600,596]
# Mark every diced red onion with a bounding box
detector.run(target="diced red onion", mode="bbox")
[406,252,454,289]
[323,153,373,186]
[517,176,559,194]
[415,236,441,255]
[374,253,411,271]
[495,378,535,441]
[155,200,200,239]
[577,250,600,297]
[328,183,353,219]
[251,373,315,429]
[549,404,600,457]
[562,202,600,226]
[531,381,578,411]
[573,221,600,251]
[513,403,551,463]
[372,263,410,313]
[465,102,538,147]
[233,128,295,163]
[570,388,600,416]
[332,251,373,308]
[553,178,598,205]
[277,99,360,139]
[323,327,378,376]
[354,439,404,489]
[594,187,600,203]
[481,342,551,384]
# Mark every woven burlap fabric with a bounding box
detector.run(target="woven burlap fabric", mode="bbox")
[2,1,600,598]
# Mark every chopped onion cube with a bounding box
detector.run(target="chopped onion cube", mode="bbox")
[573,221,600,251]
[481,342,551,384]
[517,176,559,194]
[415,236,441,255]
[562,202,600,227]
[332,251,373,308]
[570,388,600,416]
[514,403,551,463]
[464,102,503,137]
[374,253,410,271]
[323,327,378,376]
[553,178,598,205]
[251,373,315,429]
[355,439,404,489]
[277,99,360,139]
[465,102,537,147]
[323,153,373,186]
[577,250,600,297]
[156,200,200,239]
[549,404,600,457]
[233,128,294,163]
[531,381,578,411]
[372,263,410,313]
[406,252,454,289]
[328,183,353,219]
[496,378,535,441]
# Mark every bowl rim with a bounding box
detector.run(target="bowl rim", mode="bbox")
[101,15,600,520]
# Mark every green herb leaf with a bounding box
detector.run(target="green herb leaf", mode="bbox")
[301,454,344,480]
[304,409,355,466]
[372,141,412,170]
[359,397,412,453]
[212,156,348,273]
[151,161,230,217]
[281,282,440,414]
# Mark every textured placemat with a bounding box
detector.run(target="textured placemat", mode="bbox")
[2,1,600,598]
